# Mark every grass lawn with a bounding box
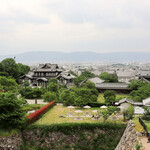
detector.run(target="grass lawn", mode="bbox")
[0,129,18,137]
[33,105,124,125]
[23,104,45,112]
[97,93,130,103]
[145,123,150,132]
[132,116,145,133]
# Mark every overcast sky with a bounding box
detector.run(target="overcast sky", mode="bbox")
[0,0,150,55]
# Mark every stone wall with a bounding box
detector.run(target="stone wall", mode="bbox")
[0,133,23,150]
[115,120,142,150]
[22,127,125,150]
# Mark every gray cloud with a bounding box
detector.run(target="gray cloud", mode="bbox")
[0,0,150,55]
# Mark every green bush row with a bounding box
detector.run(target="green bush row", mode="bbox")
[88,102,106,107]
[27,122,126,133]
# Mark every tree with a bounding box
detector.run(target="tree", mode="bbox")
[74,75,86,86]
[129,79,147,90]
[17,63,30,76]
[0,58,30,81]
[81,70,95,78]
[19,86,33,99]
[0,72,9,77]
[84,81,99,97]
[104,90,116,104]
[99,72,118,82]
[1,58,19,80]
[101,110,110,122]
[74,88,97,106]
[43,92,57,102]
[123,104,134,121]
[20,86,43,99]
[60,90,75,106]
[49,78,58,84]
[0,92,26,130]
[130,83,150,102]
[32,87,43,99]
[142,106,150,121]
[23,80,30,87]
[107,106,120,115]
[68,70,77,76]
[48,78,59,93]
[0,76,18,91]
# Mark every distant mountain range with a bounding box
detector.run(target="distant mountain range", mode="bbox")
[0,51,150,63]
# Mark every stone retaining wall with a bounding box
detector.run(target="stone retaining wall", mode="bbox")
[115,120,142,150]
[0,133,23,150]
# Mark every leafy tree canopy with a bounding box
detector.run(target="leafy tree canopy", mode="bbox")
[0,58,30,81]
[74,75,86,86]
[43,92,57,102]
[99,72,118,83]
[123,104,134,121]
[81,70,95,78]
[74,70,95,86]
[68,70,77,76]
[104,90,116,104]
[0,92,26,130]
[0,76,18,91]
[60,90,76,106]
[130,83,150,102]
[129,79,148,90]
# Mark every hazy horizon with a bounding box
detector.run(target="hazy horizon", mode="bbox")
[1,50,150,56]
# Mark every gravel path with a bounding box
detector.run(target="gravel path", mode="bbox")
[26,99,48,105]
[140,136,150,150]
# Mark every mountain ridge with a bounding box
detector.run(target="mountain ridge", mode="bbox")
[0,51,150,63]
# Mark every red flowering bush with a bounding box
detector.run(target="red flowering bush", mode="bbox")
[26,101,55,124]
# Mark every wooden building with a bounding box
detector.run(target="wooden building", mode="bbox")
[138,71,150,81]
[20,63,75,87]
[95,82,131,94]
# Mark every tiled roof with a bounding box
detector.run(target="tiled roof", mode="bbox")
[118,98,133,104]
[143,97,150,106]
[35,63,63,72]
[88,77,104,84]
[138,71,150,77]
[95,83,129,90]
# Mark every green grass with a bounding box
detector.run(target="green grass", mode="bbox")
[33,105,124,125]
[23,104,45,112]
[145,123,150,132]
[0,129,18,137]
[132,116,150,132]
[97,94,130,103]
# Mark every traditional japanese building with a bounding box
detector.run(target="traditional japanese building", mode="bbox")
[95,82,131,94]
[138,71,150,81]
[20,63,75,87]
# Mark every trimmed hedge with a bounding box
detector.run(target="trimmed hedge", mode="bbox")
[26,101,55,124]
[28,122,126,133]
[88,102,106,107]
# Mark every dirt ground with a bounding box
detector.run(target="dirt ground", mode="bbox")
[140,136,150,150]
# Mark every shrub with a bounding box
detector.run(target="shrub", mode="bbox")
[0,92,26,130]
[88,102,106,107]
[26,101,55,124]
[142,106,150,121]
[104,90,116,104]
[123,104,134,121]
[43,92,57,102]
